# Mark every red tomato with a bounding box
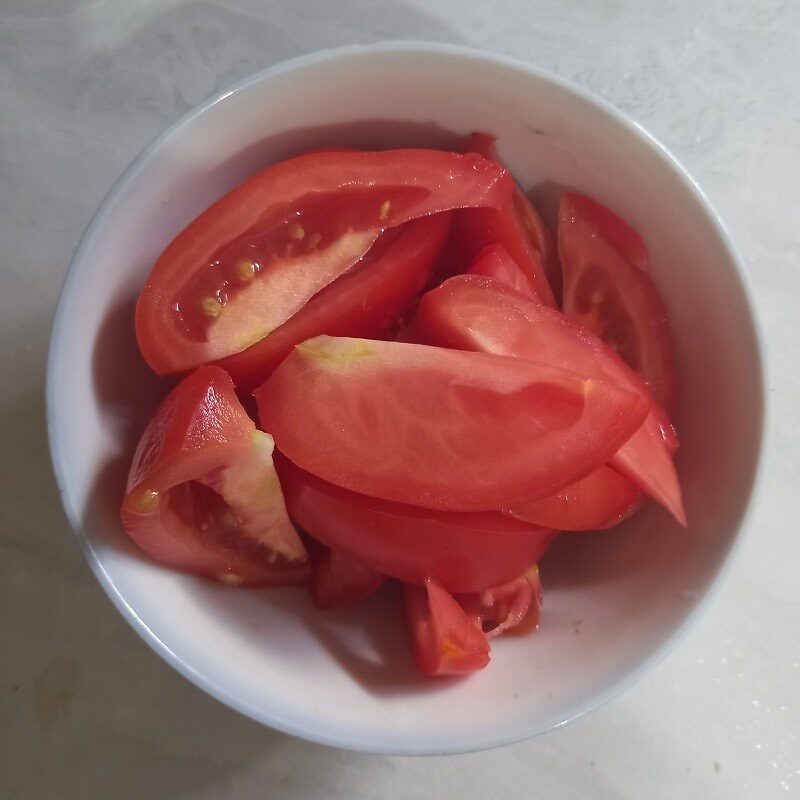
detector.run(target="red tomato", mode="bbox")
[136,149,512,375]
[416,275,686,525]
[275,451,556,593]
[307,541,385,609]
[454,132,559,306]
[467,243,539,301]
[218,213,451,390]
[559,193,678,413]
[458,565,543,638]
[507,465,643,530]
[403,579,490,676]
[257,336,650,512]
[120,366,308,585]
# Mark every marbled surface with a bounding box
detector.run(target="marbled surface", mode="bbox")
[1,1,798,798]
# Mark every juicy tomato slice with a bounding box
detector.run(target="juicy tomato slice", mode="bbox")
[120,366,308,585]
[136,149,512,375]
[257,336,650,512]
[275,451,556,593]
[403,579,490,676]
[307,540,385,610]
[417,275,685,525]
[218,213,452,390]
[559,193,678,413]
[467,243,539,301]
[453,132,559,306]
[458,565,543,638]
[507,465,643,530]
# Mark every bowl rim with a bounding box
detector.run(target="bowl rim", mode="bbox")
[46,40,766,755]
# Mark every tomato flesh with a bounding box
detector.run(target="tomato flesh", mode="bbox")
[275,451,556,593]
[136,149,513,374]
[455,132,559,305]
[404,580,490,676]
[307,541,385,609]
[467,243,539,301]
[120,366,308,585]
[218,213,451,390]
[257,336,650,512]
[417,275,685,525]
[559,193,678,413]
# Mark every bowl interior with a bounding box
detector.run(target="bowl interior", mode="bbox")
[48,44,763,755]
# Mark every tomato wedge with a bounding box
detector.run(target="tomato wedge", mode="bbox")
[275,451,556,593]
[120,366,308,585]
[403,579,490,676]
[559,193,678,413]
[467,243,539,301]
[218,213,451,390]
[507,465,643,530]
[416,275,685,525]
[458,565,543,638]
[452,132,558,306]
[136,149,512,375]
[307,541,385,609]
[257,336,650,512]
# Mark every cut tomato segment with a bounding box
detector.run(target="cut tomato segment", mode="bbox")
[467,243,539,301]
[136,149,512,375]
[458,565,543,638]
[257,336,650,512]
[559,193,678,413]
[307,541,385,609]
[417,275,685,525]
[120,366,308,585]
[275,451,555,593]
[218,213,451,390]
[507,465,642,531]
[403,579,490,676]
[455,132,559,305]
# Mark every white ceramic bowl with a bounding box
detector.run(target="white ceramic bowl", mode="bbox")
[47,42,764,755]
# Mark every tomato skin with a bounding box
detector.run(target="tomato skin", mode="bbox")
[275,451,556,593]
[456,132,559,305]
[417,275,685,525]
[121,366,308,586]
[307,541,385,609]
[218,213,451,390]
[136,149,513,375]
[467,243,539,302]
[403,580,490,676]
[258,336,650,512]
[559,193,678,414]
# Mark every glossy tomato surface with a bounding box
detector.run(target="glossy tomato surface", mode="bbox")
[559,193,678,413]
[258,336,650,512]
[219,213,452,390]
[136,149,512,374]
[417,275,685,524]
[120,366,308,585]
[275,451,556,593]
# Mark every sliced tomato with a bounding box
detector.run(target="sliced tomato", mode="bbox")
[307,540,385,609]
[416,275,685,525]
[453,132,558,306]
[458,565,543,638]
[136,149,512,375]
[507,465,643,530]
[218,213,451,389]
[559,193,678,413]
[467,243,539,301]
[120,366,308,585]
[257,336,650,512]
[275,451,556,593]
[403,579,490,676]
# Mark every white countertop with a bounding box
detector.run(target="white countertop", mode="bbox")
[1,1,797,797]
